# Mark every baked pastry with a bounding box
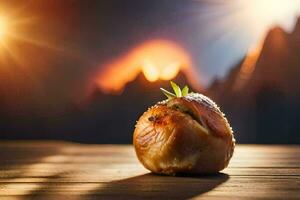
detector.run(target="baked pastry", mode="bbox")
[133,82,235,175]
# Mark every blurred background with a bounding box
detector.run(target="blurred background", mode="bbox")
[0,0,300,144]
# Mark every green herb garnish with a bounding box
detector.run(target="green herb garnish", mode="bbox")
[160,81,190,99]
[181,85,189,97]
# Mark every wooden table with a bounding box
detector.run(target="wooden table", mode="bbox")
[0,141,299,199]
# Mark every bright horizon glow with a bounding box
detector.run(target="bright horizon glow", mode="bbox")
[94,39,200,93]
[141,60,181,82]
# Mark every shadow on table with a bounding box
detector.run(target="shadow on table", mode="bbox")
[86,172,229,200]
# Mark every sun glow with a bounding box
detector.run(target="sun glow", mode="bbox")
[94,39,200,94]
[245,0,299,27]
[234,0,300,38]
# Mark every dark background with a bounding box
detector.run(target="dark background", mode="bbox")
[0,0,300,144]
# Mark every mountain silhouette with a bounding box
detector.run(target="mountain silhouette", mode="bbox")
[206,18,300,143]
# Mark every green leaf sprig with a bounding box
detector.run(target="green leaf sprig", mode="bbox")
[160,81,189,99]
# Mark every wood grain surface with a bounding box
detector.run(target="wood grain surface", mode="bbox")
[0,141,299,199]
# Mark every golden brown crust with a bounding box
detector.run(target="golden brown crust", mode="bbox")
[133,94,235,175]
[165,93,232,137]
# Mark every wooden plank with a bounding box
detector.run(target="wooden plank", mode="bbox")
[0,141,299,199]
